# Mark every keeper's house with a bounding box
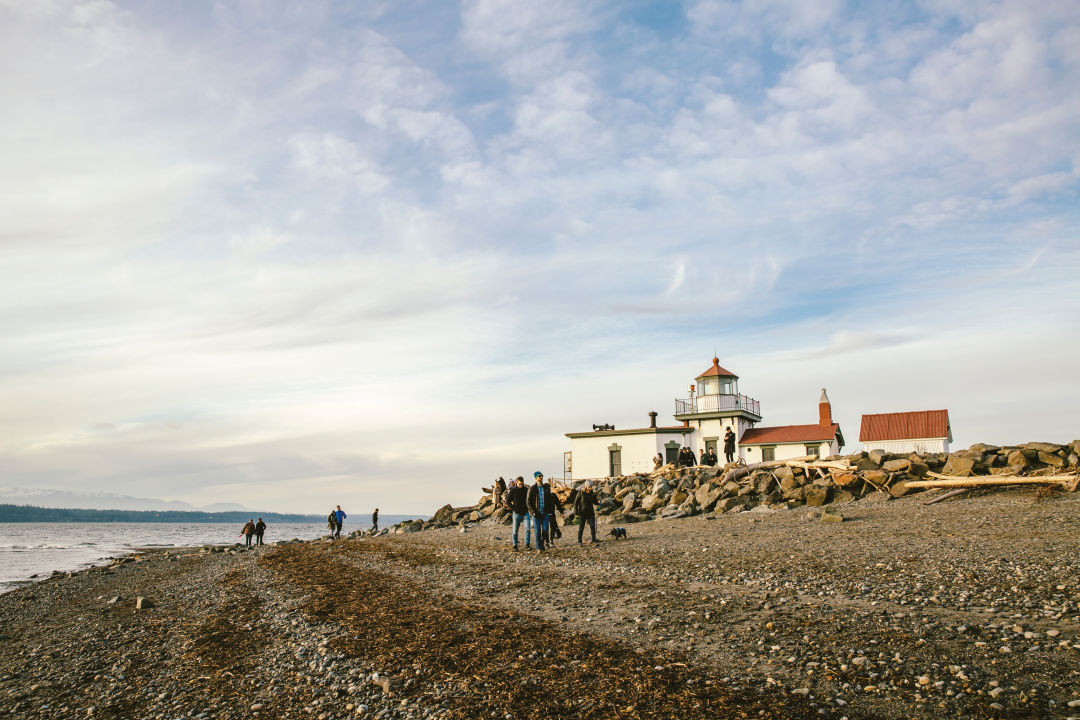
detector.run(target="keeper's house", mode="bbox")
[564,358,844,480]
[859,410,952,454]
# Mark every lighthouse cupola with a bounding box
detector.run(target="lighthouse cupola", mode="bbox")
[696,357,738,396]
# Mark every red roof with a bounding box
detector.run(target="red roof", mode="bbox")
[740,423,840,444]
[859,410,950,442]
[696,357,738,379]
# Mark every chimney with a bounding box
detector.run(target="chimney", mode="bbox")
[819,388,832,426]
[648,411,658,429]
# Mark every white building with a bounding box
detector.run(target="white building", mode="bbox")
[564,358,844,480]
[738,389,844,463]
[859,410,952,454]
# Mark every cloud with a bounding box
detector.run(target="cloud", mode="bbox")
[0,0,1078,513]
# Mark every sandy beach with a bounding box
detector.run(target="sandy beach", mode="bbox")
[2,489,1079,720]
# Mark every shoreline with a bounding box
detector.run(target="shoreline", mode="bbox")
[1,489,1078,719]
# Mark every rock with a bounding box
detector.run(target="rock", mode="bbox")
[715,497,746,513]
[820,507,843,523]
[621,492,637,513]
[863,469,887,485]
[941,455,975,477]
[832,473,859,487]
[1024,441,1062,453]
[372,675,401,695]
[908,461,929,478]
[754,473,774,493]
[135,596,153,610]
[640,494,665,512]
[106,596,120,605]
[855,457,879,471]
[722,481,741,494]
[695,486,723,512]
[885,481,911,498]
[671,490,688,506]
[1038,451,1065,467]
[651,478,671,496]
[883,459,910,472]
[868,449,888,466]
[804,486,829,507]
[833,490,856,503]
[431,504,454,525]
[774,466,795,483]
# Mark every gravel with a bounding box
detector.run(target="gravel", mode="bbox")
[1,488,1078,719]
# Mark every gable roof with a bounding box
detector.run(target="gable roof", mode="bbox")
[740,423,840,445]
[859,410,951,442]
[696,357,738,380]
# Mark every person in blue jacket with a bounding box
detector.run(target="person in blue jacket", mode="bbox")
[334,505,347,538]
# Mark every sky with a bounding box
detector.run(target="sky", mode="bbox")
[1,0,1078,514]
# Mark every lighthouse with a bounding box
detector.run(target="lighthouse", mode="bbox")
[672,357,762,461]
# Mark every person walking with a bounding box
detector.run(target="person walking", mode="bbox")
[334,505,346,538]
[506,476,530,550]
[542,477,564,546]
[240,519,255,547]
[327,509,337,538]
[574,481,598,545]
[526,472,549,552]
[371,508,379,533]
[724,427,736,464]
[254,518,266,546]
[493,477,506,506]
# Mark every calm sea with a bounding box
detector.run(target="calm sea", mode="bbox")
[0,521,344,594]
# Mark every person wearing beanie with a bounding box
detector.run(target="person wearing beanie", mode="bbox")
[574,481,599,544]
[526,471,549,551]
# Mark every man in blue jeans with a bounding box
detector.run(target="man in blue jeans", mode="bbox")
[505,476,531,550]
[526,471,549,552]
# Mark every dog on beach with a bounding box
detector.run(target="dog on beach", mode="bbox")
[608,527,627,540]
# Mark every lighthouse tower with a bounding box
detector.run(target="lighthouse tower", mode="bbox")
[672,357,762,460]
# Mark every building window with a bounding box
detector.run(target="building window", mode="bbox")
[705,438,717,455]
[762,446,775,462]
[805,444,820,458]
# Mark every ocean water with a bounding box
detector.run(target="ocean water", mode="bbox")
[0,521,345,594]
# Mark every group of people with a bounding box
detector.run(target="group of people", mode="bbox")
[496,471,599,552]
[652,428,738,470]
[326,505,381,539]
[239,518,266,546]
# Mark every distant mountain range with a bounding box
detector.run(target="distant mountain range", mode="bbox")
[0,486,251,513]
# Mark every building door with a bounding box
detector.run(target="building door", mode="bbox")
[665,444,679,464]
[609,448,622,477]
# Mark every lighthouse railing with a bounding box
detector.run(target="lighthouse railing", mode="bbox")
[675,394,760,416]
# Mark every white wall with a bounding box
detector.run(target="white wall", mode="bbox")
[568,431,688,479]
[862,438,949,454]
[741,440,836,463]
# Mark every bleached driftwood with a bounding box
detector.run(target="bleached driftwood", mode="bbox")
[922,488,969,505]
[906,472,1079,489]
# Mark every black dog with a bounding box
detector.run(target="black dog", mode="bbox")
[609,527,627,540]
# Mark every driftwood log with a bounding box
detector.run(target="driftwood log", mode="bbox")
[906,472,1079,489]
[922,488,969,505]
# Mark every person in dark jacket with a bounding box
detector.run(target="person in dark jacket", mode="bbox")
[506,476,531,550]
[371,508,379,533]
[327,510,336,538]
[542,478,564,546]
[493,477,507,506]
[254,518,266,546]
[574,481,598,544]
[526,472,549,552]
[240,519,256,546]
[704,448,718,466]
[724,428,736,463]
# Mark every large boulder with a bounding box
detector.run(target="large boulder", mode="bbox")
[432,504,454,526]
[941,454,975,477]
[651,478,671,496]
[621,492,637,513]
[640,494,665,512]
[883,459,910,472]
[1025,441,1063,453]
[1038,451,1066,467]
[804,486,830,507]
[715,497,746,513]
[868,449,889,466]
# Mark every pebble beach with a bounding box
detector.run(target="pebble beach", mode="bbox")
[2,489,1078,720]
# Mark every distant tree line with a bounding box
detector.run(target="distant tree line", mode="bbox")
[0,504,324,524]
